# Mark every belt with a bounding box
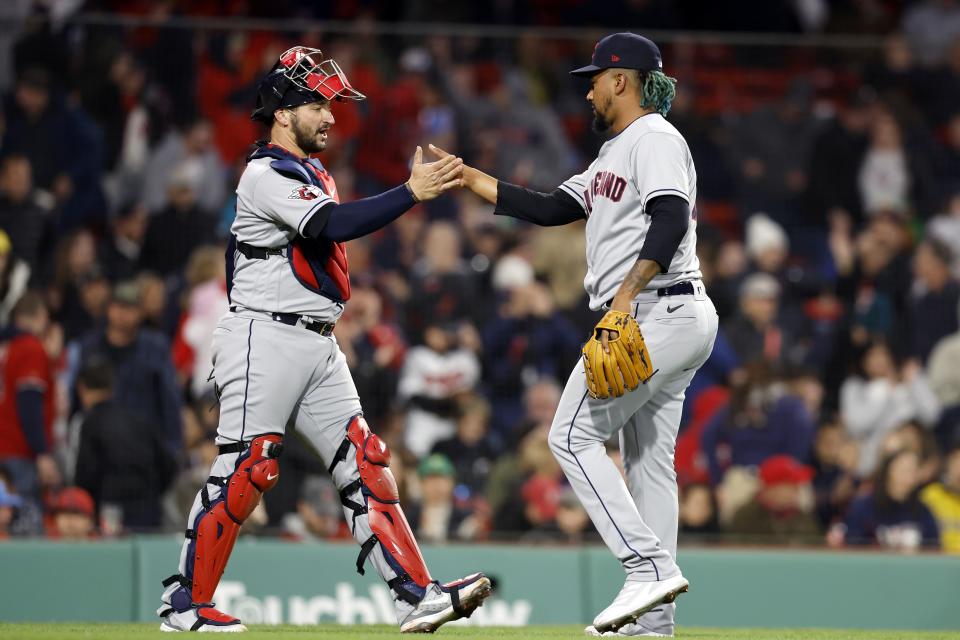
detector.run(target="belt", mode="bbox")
[229,305,336,337]
[236,240,285,259]
[656,281,695,297]
[604,280,697,308]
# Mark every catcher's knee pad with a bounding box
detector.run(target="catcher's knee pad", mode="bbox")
[164,434,283,608]
[329,415,432,595]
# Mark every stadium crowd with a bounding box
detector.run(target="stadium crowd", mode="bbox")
[0,0,959,555]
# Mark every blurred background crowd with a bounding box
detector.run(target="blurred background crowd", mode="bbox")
[0,0,959,555]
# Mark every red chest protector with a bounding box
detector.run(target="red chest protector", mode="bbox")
[246,143,351,303]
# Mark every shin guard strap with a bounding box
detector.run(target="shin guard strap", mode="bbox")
[388,576,421,606]
[356,535,378,576]
[162,573,192,589]
[328,438,352,474]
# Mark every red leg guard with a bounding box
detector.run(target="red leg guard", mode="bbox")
[346,416,432,587]
[190,435,282,603]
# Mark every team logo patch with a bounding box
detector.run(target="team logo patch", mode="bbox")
[288,185,323,200]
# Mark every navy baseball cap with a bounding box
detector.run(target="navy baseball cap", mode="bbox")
[570,33,663,77]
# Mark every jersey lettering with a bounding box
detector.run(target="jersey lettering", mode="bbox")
[591,171,627,203]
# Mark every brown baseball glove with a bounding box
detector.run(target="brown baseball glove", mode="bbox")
[582,310,654,399]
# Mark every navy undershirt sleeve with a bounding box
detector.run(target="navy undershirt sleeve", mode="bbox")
[494,182,586,226]
[16,388,47,455]
[303,185,416,242]
[637,194,690,272]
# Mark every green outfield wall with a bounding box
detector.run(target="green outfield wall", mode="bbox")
[0,538,957,631]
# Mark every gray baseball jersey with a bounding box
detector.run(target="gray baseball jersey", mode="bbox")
[548,114,717,635]
[230,157,344,320]
[558,113,702,310]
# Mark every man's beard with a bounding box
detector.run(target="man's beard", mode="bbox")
[292,116,326,154]
[591,100,613,133]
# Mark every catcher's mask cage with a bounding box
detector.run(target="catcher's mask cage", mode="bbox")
[251,46,365,123]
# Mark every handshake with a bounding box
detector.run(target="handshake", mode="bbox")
[404,144,494,204]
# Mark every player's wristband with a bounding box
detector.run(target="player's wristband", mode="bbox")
[404,181,420,203]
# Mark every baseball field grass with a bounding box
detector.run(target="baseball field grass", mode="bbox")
[1,624,959,640]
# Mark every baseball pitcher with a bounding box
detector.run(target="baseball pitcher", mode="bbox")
[432,33,718,637]
[157,46,491,633]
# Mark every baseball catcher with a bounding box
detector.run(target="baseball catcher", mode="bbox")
[156,46,490,633]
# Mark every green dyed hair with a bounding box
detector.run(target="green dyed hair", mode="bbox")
[637,70,677,117]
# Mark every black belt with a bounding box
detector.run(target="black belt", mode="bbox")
[237,240,284,259]
[604,281,697,308]
[229,305,336,337]
[656,281,695,297]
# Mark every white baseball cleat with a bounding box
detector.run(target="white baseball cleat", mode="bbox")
[584,623,671,637]
[398,573,493,633]
[592,574,688,634]
[159,605,247,633]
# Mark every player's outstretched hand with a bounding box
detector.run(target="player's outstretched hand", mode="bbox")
[428,144,498,204]
[407,146,462,201]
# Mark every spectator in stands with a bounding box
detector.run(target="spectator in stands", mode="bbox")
[51,229,109,341]
[74,280,183,451]
[921,445,960,553]
[928,298,960,445]
[841,340,940,476]
[98,203,148,283]
[523,487,593,545]
[530,221,588,314]
[405,221,479,339]
[398,319,480,458]
[172,247,228,401]
[831,214,907,343]
[283,474,345,541]
[405,454,477,543]
[492,427,564,534]
[857,110,932,219]
[908,239,960,363]
[723,273,792,367]
[431,393,498,497]
[701,363,816,485]
[482,280,580,433]
[0,293,58,505]
[0,229,30,326]
[811,421,861,528]
[864,36,916,105]
[918,42,960,129]
[0,473,22,540]
[142,119,226,215]
[2,68,69,202]
[927,193,960,261]
[3,66,106,230]
[139,165,218,277]
[901,0,960,66]
[678,483,720,539]
[744,214,819,321]
[333,283,406,422]
[0,154,54,282]
[73,358,177,531]
[843,449,940,550]
[47,486,96,541]
[518,380,562,434]
[725,455,821,544]
[804,90,872,226]
[727,78,819,221]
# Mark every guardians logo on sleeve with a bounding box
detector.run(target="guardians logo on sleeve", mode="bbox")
[288,185,323,201]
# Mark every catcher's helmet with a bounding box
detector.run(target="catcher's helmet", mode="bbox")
[251,46,365,124]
